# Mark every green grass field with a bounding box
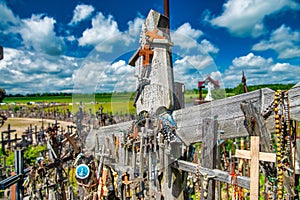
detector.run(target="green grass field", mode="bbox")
[1,90,236,115]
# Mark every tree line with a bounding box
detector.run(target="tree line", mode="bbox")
[2,83,297,98]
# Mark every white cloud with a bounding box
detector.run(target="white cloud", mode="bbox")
[0,48,81,94]
[73,59,135,93]
[78,12,121,49]
[209,0,299,37]
[222,52,300,88]
[173,54,219,90]
[127,17,144,37]
[69,4,95,26]
[271,63,291,71]
[0,2,19,30]
[200,39,219,54]
[19,14,65,55]
[252,25,300,59]
[172,23,203,49]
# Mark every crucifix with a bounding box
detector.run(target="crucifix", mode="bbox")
[139,44,154,67]
[235,136,276,200]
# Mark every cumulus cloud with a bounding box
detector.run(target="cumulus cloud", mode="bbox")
[209,0,299,37]
[252,25,300,59]
[222,52,300,88]
[172,23,203,49]
[18,14,65,55]
[0,48,81,94]
[173,54,219,90]
[73,59,135,94]
[0,2,19,30]
[199,39,219,54]
[78,12,121,50]
[69,4,95,26]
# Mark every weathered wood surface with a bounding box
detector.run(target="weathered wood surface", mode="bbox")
[90,82,300,147]
[84,121,132,153]
[171,160,250,189]
[290,82,300,120]
[173,88,275,145]
[240,101,272,153]
[201,118,217,200]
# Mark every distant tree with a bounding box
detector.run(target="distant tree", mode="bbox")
[0,88,6,103]
[212,88,226,100]
[234,83,244,95]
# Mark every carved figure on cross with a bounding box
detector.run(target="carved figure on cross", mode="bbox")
[139,44,154,67]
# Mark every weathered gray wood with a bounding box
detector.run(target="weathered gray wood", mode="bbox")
[91,84,300,146]
[290,82,300,120]
[201,118,217,200]
[173,88,274,145]
[240,101,272,153]
[171,160,250,189]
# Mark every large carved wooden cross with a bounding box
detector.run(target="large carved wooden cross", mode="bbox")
[235,136,276,200]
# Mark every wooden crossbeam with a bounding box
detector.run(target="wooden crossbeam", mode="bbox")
[63,132,79,153]
[171,160,250,189]
[235,136,276,200]
[146,29,165,42]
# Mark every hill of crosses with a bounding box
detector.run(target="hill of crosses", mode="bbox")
[0,1,300,200]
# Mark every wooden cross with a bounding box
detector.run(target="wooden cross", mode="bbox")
[0,45,3,60]
[235,136,276,200]
[62,132,79,153]
[146,29,165,42]
[139,44,154,67]
[1,124,20,155]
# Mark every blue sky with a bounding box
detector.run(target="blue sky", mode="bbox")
[0,0,300,94]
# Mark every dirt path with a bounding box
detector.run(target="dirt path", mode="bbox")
[0,117,74,136]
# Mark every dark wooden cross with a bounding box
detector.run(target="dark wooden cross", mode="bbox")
[1,124,20,155]
[139,44,154,67]
[164,0,170,33]
[0,45,3,60]
[198,81,205,100]
[242,71,248,93]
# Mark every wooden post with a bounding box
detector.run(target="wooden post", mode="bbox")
[235,136,276,200]
[14,149,24,200]
[201,118,217,200]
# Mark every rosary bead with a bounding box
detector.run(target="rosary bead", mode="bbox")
[277,152,281,156]
[277,163,281,168]
[277,157,281,161]
[276,134,281,138]
[274,107,279,112]
[276,143,281,147]
[277,147,281,152]
[277,138,281,143]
